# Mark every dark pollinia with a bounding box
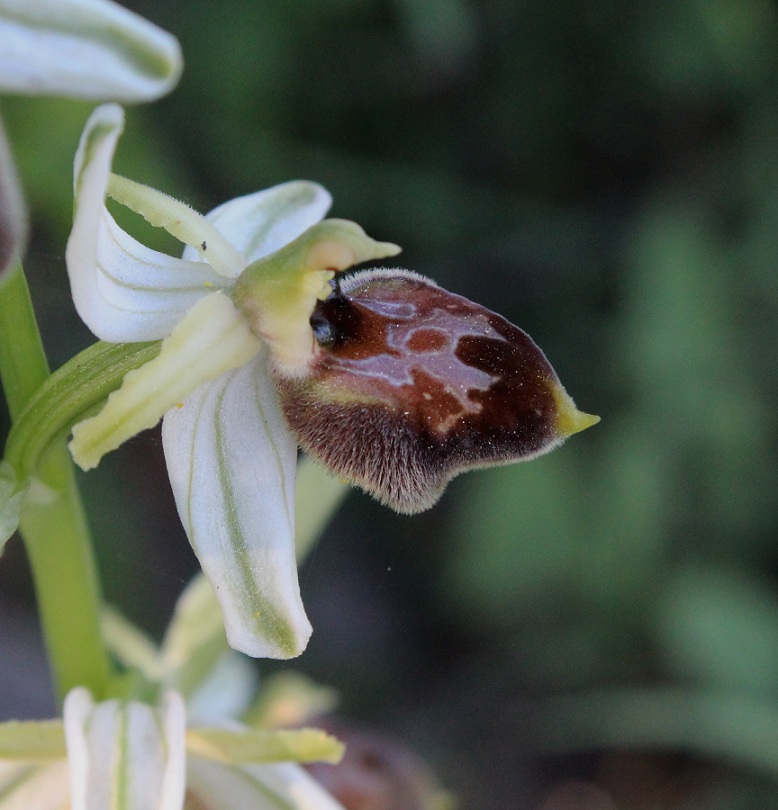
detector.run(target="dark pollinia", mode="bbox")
[276,269,598,514]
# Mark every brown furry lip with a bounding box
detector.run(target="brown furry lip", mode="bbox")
[276,269,598,514]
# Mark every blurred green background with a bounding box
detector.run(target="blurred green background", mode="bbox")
[4,0,778,807]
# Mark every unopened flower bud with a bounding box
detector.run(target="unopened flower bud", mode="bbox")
[276,269,599,514]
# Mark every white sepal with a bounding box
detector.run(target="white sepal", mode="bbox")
[186,758,346,810]
[69,291,261,470]
[182,181,332,269]
[63,687,186,810]
[66,104,229,343]
[0,0,182,101]
[161,349,311,660]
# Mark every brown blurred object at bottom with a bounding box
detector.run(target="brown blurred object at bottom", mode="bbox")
[304,718,454,810]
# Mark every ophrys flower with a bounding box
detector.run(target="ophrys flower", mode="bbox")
[63,103,598,663]
[64,103,400,660]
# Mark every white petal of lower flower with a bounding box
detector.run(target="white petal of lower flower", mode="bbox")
[0,761,70,810]
[186,758,345,810]
[161,349,311,660]
[0,0,182,101]
[64,687,186,810]
[67,104,227,342]
[70,291,261,470]
[182,182,332,269]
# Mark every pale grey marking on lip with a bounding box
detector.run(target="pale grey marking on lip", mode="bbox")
[357,297,418,319]
[328,304,503,415]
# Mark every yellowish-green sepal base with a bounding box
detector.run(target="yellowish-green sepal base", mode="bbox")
[233,219,400,377]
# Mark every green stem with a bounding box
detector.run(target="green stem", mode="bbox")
[0,261,111,703]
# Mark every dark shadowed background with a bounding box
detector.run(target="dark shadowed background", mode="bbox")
[3,1,778,807]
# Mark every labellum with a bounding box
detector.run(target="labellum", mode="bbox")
[275,269,599,514]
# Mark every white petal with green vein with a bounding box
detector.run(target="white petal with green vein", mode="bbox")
[69,291,261,470]
[0,0,182,101]
[64,688,186,810]
[67,104,229,342]
[161,349,310,660]
[182,181,332,268]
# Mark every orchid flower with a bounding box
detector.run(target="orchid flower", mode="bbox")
[0,576,346,810]
[62,99,598,662]
[0,0,182,276]
[64,102,401,660]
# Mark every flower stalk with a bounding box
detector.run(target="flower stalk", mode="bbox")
[0,261,111,703]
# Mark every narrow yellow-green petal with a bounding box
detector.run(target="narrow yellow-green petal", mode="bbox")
[108,174,246,278]
[186,727,344,766]
[0,720,65,759]
[68,106,229,342]
[69,292,261,470]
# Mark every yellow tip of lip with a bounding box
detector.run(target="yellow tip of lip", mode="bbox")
[563,409,601,436]
[552,384,600,437]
